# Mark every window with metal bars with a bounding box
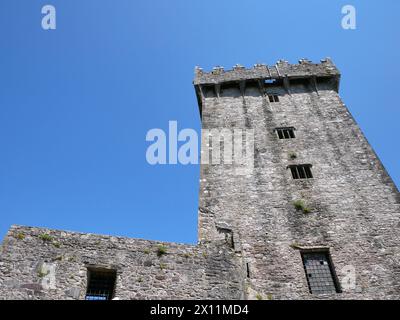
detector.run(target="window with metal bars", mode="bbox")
[276,127,296,139]
[85,269,117,300]
[289,164,313,179]
[301,251,340,295]
[268,94,280,103]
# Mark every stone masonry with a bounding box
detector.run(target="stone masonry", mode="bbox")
[1,58,399,300]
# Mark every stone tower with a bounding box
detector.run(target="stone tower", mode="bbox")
[194,58,400,299]
[0,58,399,300]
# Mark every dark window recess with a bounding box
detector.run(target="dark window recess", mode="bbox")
[289,164,313,179]
[301,251,340,295]
[276,127,296,139]
[268,94,280,103]
[264,79,276,85]
[246,263,250,278]
[85,269,117,300]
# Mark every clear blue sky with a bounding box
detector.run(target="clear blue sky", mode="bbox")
[0,0,399,244]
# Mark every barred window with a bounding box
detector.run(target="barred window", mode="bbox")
[289,164,313,179]
[85,269,117,300]
[268,94,280,103]
[276,127,296,139]
[301,251,340,295]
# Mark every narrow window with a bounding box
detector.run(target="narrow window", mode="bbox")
[268,94,279,103]
[246,263,250,278]
[283,130,290,139]
[85,269,117,300]
[298,166,306,179]
[301,251,340,295]
[304,165,313,179]
[289,164,313,180]
[275,127,296,139]
[290,166,300,179]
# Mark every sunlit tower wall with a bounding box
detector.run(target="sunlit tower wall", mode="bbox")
[193,58,400,299]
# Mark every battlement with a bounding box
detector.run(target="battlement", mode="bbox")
[193,58,340,86]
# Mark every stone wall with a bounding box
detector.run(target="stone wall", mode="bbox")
[0,225,244,300]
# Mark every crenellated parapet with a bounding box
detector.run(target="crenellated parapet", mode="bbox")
[193,58,340,86]
[193,58,341,116]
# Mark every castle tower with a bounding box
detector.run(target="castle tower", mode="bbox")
[194,58,400,299]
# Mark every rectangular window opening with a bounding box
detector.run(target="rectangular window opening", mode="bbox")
[275,127,296,140]
[268,94,279,103]
[85,268,117,300]
[289,164,313,180]
[301,251,340,295]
